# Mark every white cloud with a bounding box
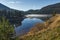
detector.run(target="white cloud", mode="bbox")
[8,1,22,4]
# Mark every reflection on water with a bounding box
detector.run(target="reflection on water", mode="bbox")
[15,18,44,36]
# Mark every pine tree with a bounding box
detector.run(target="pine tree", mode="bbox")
[0,17,15,40]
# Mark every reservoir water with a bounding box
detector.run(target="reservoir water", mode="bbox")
[15,18,44,36]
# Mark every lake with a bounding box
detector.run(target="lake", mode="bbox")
[15,18,44,36]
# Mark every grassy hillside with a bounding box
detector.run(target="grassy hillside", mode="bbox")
[19,14,60,40]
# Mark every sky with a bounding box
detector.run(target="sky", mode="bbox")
[0,0,60,11]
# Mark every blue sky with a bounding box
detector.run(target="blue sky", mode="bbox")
[0,0,60,11]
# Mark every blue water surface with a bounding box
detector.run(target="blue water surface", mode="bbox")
[15,18,44,36]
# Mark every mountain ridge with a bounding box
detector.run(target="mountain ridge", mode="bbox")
[40,3,60,14]
[0,3,60,14]
[0,3,24,26]
[0,3,10,10]
[21,3,60,15]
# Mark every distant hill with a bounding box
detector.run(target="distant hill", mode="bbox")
[0,3,60,15]
[24,9,40,15]
[0,3,24,26]
[0,3,10,10]
[19,14,60,40]
[24,3,60,15]
[40,3,60,14]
